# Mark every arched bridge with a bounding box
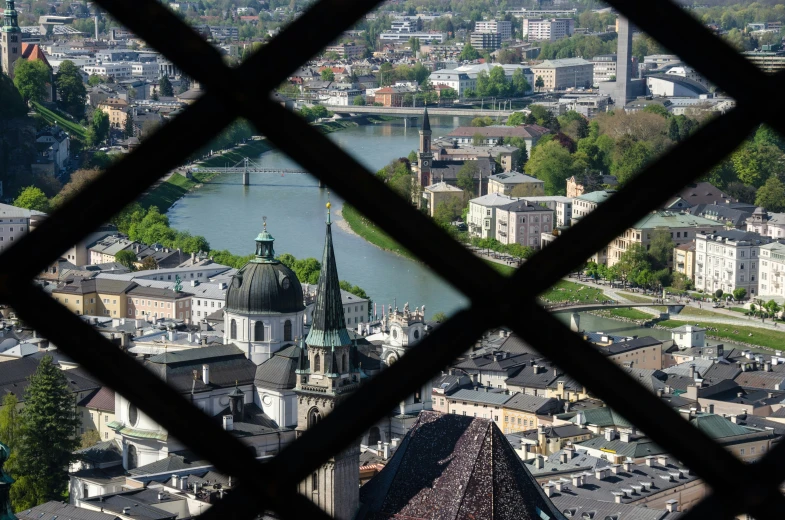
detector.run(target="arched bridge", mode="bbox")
[545,302,685,332]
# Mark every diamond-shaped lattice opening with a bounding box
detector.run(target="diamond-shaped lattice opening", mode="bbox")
[5,0,785,518]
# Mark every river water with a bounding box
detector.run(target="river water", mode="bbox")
[166,117,734,345]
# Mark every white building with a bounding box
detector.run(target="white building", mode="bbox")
[694,230,771,297]
[0,204,44,253]
[523,18,574,41]
[758,242,785,299]
[379,31,445,43]
[83,63,132,79]
[475,20,513,40]
[467,193,520,239]
[36,125,70,172]
[520,196,573,227]
[427,70,474,96]
[747,207,785,240]
[130,62,159,81]
[323,88,362,106]
[571,190,614,222]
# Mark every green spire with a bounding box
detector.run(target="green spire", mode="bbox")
[2,0,20,33]
[252,216,277,263]
[305,200,351,349]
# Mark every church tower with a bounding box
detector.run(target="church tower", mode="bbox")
[1,0,21,79]
[417,107,433,188]
[295,201,360,520]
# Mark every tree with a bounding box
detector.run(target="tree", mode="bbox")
[648,229,674,269]
[433,196,466,227]
[13,187,50,213]
[456,162,478,193]
[507,112,526,127]
[79,429,101,449]
[87,74,102,87]
[15,356,80,506]
[51,168,101,208]
[55,60,87,119]
[471,116,492,128]
[431,312,448,323]
[511,68,530,96]
[472,132,485,145]
[0,394,21,451]
[525,140,580,195]
[459,43,480,62]
[158,75,174,97]
[352,95,365,106]
[642,104,671,119]
[733,288,747,301]
[714,289,724,299]
[115,250,138,270]
[124,111,135,138]
[141,256,158,270]
[320,68,335,82]
[89,109,109,146]
[732,142,785,188]
[615,243,650,286]
[408,36,421,54]
[535,76,545,92]
[13,59,50,104]
[612,137,654,185]
[755,176,785,212]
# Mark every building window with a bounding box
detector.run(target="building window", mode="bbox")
[284,320,292,341]
[255,321,265,341]
[314,354,321,373]
[230,319,237,339]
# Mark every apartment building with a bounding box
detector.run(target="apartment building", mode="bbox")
[607,211,719,267]
[130,62,159,80]
[747,207,785,239]
[487,172,544,196]
[52,279,137,317]
[324,43,365,59]
[470,32,502,51]
[673,242,696,281]
[523,18,575,42]
[590,54,617,84]
[758,242,785,299]
[520,196,573,227]
[83,63,132,79]
[0,204,44,253]
[475,20,513,40]
[501,394,561,435]
[446,388,509,431]
[494,199,554,249]
[571,190,614,222]
[467,193,521,239]
[695,230,771,297]
[78,387,116,441]
[530,58,594,90]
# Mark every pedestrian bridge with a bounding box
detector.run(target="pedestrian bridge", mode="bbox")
[545,302,685,332]
[193,158,317,186]
[324,105,515,117]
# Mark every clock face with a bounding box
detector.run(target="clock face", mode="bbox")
[422,160,429,166]
[282,277,291,290]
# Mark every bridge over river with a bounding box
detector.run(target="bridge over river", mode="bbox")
[546,302,686,331]
[324,105,515,118]
[193,158,317,186]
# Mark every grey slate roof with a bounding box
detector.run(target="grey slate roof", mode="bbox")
[576,435,665,459]
[145,345,256,393]
[17,501,122,520]
[128,451,210,476]
[504,393,561,414]
[76,440,123,465]
[552,495,680,520]
[358,411,567,520]
[306,215,351,348]
[81,489,180,519]
[449,388,512,406]
[601,337,661,356]
[255,345,300,391]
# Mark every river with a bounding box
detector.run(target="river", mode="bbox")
[167,117,747,348]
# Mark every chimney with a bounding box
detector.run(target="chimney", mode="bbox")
[604,429,616,442]
[765,361,772,372]
[180,476,188,491]
[689,364,696,379]
[383,442,390,460]
[543,483,554,497]
[377,440,382,453]
[157,492,164,501]
[171,475,179,488]
[391,437,400,448]
[564,401,570,413]
[623,461,633,472]
[168,330,175,341]
[657,455,668,466]
[595,468,607,480]
[666,500,679,513]
[656,388,663,398]
[202,364,210,385]
[571,474,583,487]
[123,507,131,515]
[620,431,631,443]
[610,464,621,474]
[645,456,655,466]
[533,364,539,374]
[223,415,234,431]
[534,456,544,469]
[560,451,569,464]
[554,480,564,492]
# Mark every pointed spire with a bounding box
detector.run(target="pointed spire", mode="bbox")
[2,0,20,33]
[421,107,431,132]
[305,202,351,349]
[296,337,308,373]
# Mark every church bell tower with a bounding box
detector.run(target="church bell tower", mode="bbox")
[417,108,433,188]
[295,201,360,520]
[1,0,22,79]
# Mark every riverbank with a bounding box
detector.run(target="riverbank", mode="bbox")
[341,204,413,258]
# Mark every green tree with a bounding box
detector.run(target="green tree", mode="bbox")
[615,243,650,286]
[158,75,174,97]
[431,312,448,323]
[507,112,526,126]
[732,142,785,188]
[471,116,493,127]
[755,176,785,212]
[87,75,102,87]
[642,104,671,119]
[456,162,478,193]
[15,356,80,506]
[55,60,87,119]
[408,36,421,53]
[321,68,335,82]
[115,250,138,270]
[141,256,158,270]
[79,429,101,449]
[0,394,21,451]
[459,43,480,61]
[89,108,110,146]
[535,76,545,92]
[612,138,654,185]
[733,287,747,301]
[511,68,530,96]
[648,229,674,269]
[13,187,50,213]
[13,59,50,104]
[352,95,365,106]
[526,140,580,195]
[124,111,135,138]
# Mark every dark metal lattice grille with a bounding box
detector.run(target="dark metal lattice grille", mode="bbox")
[2,0,785,517]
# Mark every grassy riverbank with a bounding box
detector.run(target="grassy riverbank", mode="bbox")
[657,319,785,350]
[198,140,272,168]
[139,171,219,210]
[32,101,88,140]
[342,204,413,258]
[540,280,605,303]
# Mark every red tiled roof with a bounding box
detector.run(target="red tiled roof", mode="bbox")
[78,386,115,412]
[21,43,51,69]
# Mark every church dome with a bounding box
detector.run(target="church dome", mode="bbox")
[224,222,305,315]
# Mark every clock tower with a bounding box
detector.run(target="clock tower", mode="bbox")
[295,201,360,520]
[1,0,21,79]
[417,107,433,188]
